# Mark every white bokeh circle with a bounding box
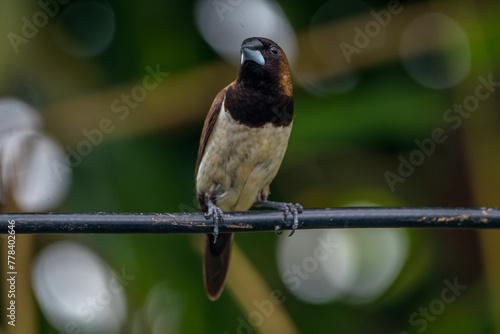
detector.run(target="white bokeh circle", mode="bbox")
[400,13,470,89]
[195,0,297,66]
[277,230,359,304]
[52,0,115,58]
[277,228,410,304]
[32,241,128,333]
[0,98,70,211]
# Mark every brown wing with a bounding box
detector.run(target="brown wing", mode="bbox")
[195,84,231,180]
[196,85,235,301]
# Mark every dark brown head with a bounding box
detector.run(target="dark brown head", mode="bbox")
[225,37,293,127]
[238,37,292,96]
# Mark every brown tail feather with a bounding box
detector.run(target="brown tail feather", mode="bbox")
[203,233,233,300]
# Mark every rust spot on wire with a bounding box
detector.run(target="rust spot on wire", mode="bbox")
[420,214,470,224]
[225,224,253,229]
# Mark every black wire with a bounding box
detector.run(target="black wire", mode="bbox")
[0,207,498,234]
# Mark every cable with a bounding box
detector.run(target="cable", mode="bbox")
[0,207,498,234]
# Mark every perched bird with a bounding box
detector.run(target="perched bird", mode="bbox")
[195,37,302,300]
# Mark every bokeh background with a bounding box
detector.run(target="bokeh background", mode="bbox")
[1,0,500,333]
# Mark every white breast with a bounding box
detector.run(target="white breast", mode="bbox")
[196,97,292,211]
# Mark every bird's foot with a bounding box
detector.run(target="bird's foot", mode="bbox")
[281,203,303,236]
[206,200,224,243]
[255,200,303,236]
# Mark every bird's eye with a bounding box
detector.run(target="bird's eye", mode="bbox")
[270,45,279,56]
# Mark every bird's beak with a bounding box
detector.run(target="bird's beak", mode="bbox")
[241,38,265,66]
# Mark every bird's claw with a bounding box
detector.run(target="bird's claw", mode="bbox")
[278,203,303,237]
[274,225,283,235]
[206,201,224,243]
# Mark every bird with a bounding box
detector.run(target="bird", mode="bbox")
[195,37,302,301]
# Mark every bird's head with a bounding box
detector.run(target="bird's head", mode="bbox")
[238,37,292,96]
